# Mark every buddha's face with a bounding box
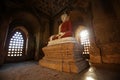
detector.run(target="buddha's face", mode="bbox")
[61,14,68,22]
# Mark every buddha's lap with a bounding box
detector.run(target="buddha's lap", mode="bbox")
[52,32,72,40]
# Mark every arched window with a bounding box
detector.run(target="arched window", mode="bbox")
[80,30,90,55]
[8,31,24,56]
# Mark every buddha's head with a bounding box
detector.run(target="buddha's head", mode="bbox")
[61,13,69,22]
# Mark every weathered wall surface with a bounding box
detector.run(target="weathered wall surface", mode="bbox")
[0,16,10,65]
[91,0,120,63]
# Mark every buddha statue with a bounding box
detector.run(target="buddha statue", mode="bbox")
[49,13,73,41]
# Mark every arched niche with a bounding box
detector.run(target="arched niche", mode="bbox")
[10,11,49,60]
[5,26,30,62]
[75,25,90,59]
[75,25,88,42]
[75,25,102,63]
[12,26,29,55]
[4,11,44,62]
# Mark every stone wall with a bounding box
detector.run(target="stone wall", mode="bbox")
[90,0,120,64]
[0,17,10,65]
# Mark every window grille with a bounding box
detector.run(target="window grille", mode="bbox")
[80,30,90,54]
[8,31,24,56]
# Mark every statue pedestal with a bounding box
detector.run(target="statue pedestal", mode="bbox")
[39,40,89,73]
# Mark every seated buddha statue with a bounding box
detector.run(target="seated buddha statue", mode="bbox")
[50,13,73,41]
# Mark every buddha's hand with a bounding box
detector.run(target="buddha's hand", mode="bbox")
[58,32,65,38]
[49,35,56,41]
[49,35,53,41]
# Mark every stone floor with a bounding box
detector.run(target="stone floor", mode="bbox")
[0,61,120,80]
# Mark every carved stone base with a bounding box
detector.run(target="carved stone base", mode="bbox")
[39,42,89,73]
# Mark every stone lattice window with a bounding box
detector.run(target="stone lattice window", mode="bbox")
[8,31,24,56]
[80,30,90,54]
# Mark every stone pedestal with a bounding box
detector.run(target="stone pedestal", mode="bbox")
[39,41,89,73]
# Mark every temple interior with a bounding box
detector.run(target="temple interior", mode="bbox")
[0,0,120,80]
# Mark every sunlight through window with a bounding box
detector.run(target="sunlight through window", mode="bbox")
[86,76,94,80]
[8,31,24,56]
[80,30,90,54]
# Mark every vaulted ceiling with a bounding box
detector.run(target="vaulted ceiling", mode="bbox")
[33,0,73,16]
[0,0,90,17]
